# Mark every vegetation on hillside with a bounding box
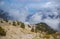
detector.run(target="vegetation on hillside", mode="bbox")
[17,21,21,25]
[0,19,60,39]
[0,27,6,36]
[31,27,34,32]
[0,9,60,39]
[0,20,4,23]
[35,22,56,34]
[4,19,8,22]
[20,22,25,28]
[13,21,17,26]
[0,9,9,20]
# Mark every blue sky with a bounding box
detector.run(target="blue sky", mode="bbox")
[0,0,60,31]
[0,0,48,12]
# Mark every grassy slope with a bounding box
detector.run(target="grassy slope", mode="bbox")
[0,20,60,39]
[0,20,37,39]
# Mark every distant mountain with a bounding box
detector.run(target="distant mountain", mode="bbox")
[0,8,60,23]
[0,9,8,20]
[0,9,14,20]
[26,8,60,23]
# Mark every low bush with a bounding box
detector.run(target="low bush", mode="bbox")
[20,22,25,28]
[17,21,20,25]
[0,27,6,36]
[0,20,3,23]
[31,27,34,32]
[35,22,56,34]
[13,21,16,26]
[4,19,8,22]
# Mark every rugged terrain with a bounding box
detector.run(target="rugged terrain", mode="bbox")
[0,19,60,39]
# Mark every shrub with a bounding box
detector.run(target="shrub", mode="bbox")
[0,27,6,36]
[0,20,3,23]
[13,21,16,26]
[20,22,25,28]
[17,21,20,25]
[9,22,11,24]
[31,27,34,32]
[4,19,8,22]
[28,25,31,28]
[35,22,56,34]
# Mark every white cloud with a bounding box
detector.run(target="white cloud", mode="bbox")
[27,1,60,30]
[28,11,60,30]
[29,12,42,24]
[43,2,59,9]
[0,0,60,31]
[43,2,52,8]
[8,9,29,22]
[43,18,59,30]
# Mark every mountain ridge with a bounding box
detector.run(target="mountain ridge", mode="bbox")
[0,19,60,39]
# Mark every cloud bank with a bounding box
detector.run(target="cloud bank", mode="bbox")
[0,0,60,31]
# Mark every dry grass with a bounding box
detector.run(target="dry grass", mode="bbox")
[0,20,60,39]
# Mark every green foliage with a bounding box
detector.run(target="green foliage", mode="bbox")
[35,22,56,34]
[13,21,16,26]
[0,27,6,36]
[20,22,25,28]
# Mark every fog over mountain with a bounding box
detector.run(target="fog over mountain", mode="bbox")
[0,0,60,31]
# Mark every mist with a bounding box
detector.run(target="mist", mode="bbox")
[0,0,60,31]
